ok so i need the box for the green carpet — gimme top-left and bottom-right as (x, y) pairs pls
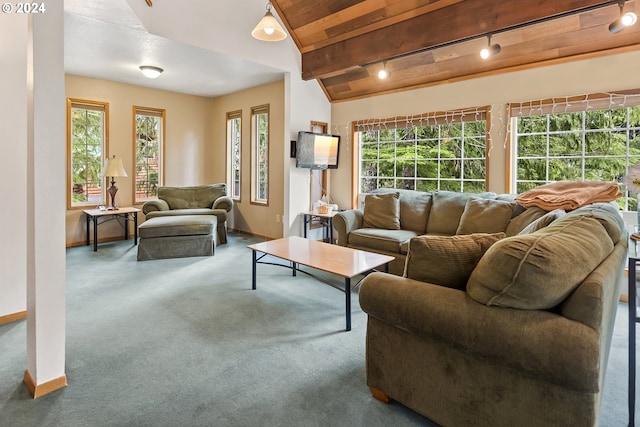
(0, 232), (633, 426)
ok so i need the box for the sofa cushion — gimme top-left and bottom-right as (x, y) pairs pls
(504, 206), (548, 236)
(399, 191), (432, 233)
(363, 192), (401, 230)
(456, 198), (515, 235)
(145, 208), (216, 219)
(426, 191), (478, 235)
(372, 189), (433, 233)
(562, 202), (625, 244)
(467, 215), (614, 309)
(349, 228), (418, 254)
(403, 233), (505, 290)
(138, 215), (217, 239)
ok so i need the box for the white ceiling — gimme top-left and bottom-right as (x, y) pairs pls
(64, 0), (295, 97)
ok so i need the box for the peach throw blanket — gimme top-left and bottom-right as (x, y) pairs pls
(515, 181), (622, 211)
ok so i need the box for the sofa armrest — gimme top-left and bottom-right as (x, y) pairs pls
(213, 196), (234, 212)
(333, 209), (363, 246)
(142, 199), (170, 215)
(359, 272), (599, 392)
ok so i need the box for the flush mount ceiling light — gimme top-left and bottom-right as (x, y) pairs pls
(139, 66), (163, 79)
(251, 2), (287, 42)
(377, 62), (389, 80)
(480, 35), (501, 59)
(609, 0), (637, 33)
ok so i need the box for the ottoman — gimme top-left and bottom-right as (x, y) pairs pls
(137, 215), (217, 261)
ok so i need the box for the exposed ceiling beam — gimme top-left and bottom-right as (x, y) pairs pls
(301, 0), (614, 80)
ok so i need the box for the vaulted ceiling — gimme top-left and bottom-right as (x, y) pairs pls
(271, 0), (640, 102)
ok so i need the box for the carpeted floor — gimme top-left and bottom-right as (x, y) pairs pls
(0, 232), (635, 426)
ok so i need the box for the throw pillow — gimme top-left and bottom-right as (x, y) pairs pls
(403, 233), (505, 290)
(504, 206), (548, 236)
(456, 197), (515, 235)
(517, 209), (566, 235)
(467, 215), (614, 310)
(362, 192), (401, 230)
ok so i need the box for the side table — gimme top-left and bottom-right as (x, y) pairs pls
(83, 207), (141, 252)
(302, 211), (337, 244)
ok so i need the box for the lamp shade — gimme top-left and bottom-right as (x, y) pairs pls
(251, 8), (287, 41)
(101, 156), (128, 178)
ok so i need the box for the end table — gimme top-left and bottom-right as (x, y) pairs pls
(83, 207), (141, 251)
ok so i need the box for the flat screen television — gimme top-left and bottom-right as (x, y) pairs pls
(295, 131), (340, 170)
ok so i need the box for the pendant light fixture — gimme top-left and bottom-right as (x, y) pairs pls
(609, 0), (637, 33)
(480, 35), (501, 59)
(251, 2), (287, 42)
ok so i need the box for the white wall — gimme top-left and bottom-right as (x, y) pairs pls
(331, 50), (640, 209)
(283, 74), (331, 237)
(0, 11), (28, 318)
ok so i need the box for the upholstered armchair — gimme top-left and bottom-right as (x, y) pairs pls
(142, 184), (234, 244)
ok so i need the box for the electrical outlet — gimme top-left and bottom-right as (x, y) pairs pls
(276, 214), (281, 223)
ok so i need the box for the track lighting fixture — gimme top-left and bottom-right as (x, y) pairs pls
(609, 0), (637, 33)
(480, 35), (501, 59)
(377, 62), (389, 80)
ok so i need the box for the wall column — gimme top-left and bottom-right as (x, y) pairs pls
(24, 3), (67, 397)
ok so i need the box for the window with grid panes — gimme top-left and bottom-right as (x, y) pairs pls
(68, 99), (109, 208)
(511, 92), (640, 210)
(355, 109), (488, 195)
(251, 105), (269, 204)
(134, 107), (164, 203)
(226, 110), (242, 200)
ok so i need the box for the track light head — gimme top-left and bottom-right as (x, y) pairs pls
(609, 1), (638, 33)
(480, 35), (501, 59)
(377, 62), (389, 79)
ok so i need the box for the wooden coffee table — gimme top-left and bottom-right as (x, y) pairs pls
(248, 236), (394, 331)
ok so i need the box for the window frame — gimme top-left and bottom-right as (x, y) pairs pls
(132, 106), (165, 204)
(226, 110), (242, 201)
(250, 104), (270, 206)
(67, 98), (109, 210)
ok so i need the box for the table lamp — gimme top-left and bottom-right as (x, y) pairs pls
(101, 155), (128, 210)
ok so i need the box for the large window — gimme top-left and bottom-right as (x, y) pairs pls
(134, 107), (165, 203)
(511, 93), (640, 210)
(251, 105), (269, 204)
(67, 99), (109, 208)
(355, 109), (488, 194)
(226, 110), (242, 200)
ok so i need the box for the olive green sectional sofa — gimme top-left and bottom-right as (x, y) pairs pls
(335, 188), (626, 426)
(334, 188), (557, 275)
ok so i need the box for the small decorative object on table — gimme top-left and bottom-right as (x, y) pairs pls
(317, 204), (333, 214)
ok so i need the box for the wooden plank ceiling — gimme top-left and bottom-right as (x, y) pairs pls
(271, 0), (640, 102)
